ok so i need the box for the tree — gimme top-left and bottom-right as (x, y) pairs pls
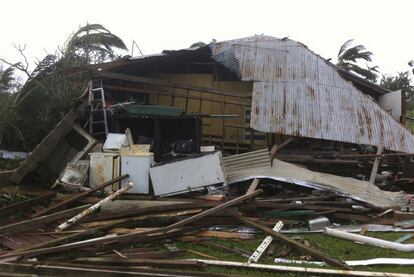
(0, 66), (14, 94)
(337, 39), (379, 82)
(0, 65), (25, 150)
(0, 66), (21, 94)
(190, 41), (207, 48)
(380, 71), (413, 93)
(65, 23), (128, 64)
(0, 23), (127, 149)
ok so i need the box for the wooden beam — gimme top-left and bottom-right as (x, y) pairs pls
(246, 179), (260, 194)
(236, 216), (351, 269)
(0, 191), (56, 217)
(32, 174), (129, 218)
(0, 261), (229, 277)
(164, 190), (262, 231)
(1, 228), (185, 260)
(25, 261), (231, 277)
(0, 218), (137, 259)
(0, 204), (90, 234)
(80, 202), (219, 223)
(75, 257), (201, 267)
(56, 182), (133, 231)
(97, 71), (251, 99)
(1, 191), (261, 259)
(369, 145), (384, 184)
(104, 84), (249, 107)
(270, 137), (294, 166)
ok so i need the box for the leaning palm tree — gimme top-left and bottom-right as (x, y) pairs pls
(65, 23), (128, 64)
(337, 39), (378, 82)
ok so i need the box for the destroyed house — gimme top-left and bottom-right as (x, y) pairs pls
(88, 35), (413, 156)
(10, 35), (414, 185)
(5, 36), (414, 275)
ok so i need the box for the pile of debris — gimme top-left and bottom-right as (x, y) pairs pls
(0, 136), (414, 276)
(1, 35), (414, 276)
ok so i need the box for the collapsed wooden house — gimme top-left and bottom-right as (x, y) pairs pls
(10, 35), (414, 185)
(88, 35), (412, 151)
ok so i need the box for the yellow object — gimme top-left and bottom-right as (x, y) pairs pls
(120, 144), (151, 156)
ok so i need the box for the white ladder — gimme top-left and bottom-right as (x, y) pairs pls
(88, 80), (109, 137)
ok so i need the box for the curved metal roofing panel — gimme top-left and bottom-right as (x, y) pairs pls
(211, 36), (414, 153)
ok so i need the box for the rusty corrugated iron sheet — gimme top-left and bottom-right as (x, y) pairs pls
(210, 35), (414, 153)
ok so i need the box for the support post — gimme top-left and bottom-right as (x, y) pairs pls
(369, 144), (383, 184)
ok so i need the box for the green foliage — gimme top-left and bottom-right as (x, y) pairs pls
(12, 54), (86, 148)
(337, 39), (379, 82)
(0, 188), (28, 207)
(0, 157), (23, 171)
(380, 71), (413, 94)
(0, 23), (127, 150)
(66, 23), (127, 64)
(0, 66), (17, 94)
(0, 67), (25, 150)
(407, 110), (414, 132)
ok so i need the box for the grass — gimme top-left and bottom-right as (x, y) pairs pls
(0, 187), (28, 207)
(134, 232), (414, 276)
(0, 157), (22, 171)
(407, 109), (414, 132)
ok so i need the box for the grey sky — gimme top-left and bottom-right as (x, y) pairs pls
(1, 0), (413, 79)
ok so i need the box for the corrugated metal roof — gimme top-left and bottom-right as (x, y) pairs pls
(223, 149), (271, 179)
(210, 35), (414, 153)
(225, 156), (407, 208)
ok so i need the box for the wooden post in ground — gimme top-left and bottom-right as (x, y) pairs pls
(369, 144), (384, 184)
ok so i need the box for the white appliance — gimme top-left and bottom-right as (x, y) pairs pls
(89, 152), (120, 193)
(121, 152), (154, 194)
(149, 151), (226, 197)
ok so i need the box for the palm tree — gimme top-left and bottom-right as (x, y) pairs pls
(337, 39), (378, 82)
(0, 66), (16, 94)
(65, 23), (128, 64)
(2, 23), (128, 149)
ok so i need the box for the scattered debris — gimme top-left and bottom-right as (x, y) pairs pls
(2, 36), (414, 276)
(248, 221), (283, 263)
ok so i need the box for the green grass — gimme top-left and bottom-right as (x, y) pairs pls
(0, 157), (22, 171)
(136, 232), (414, 276)
(0, 187), (28, 207)
(407, 109), (414, 132)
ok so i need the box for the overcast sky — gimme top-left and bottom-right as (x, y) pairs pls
(1, 0), (413, 79)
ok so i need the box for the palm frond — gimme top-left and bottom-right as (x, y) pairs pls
(368, 65), (379, 73)
(346, 64), (378, 82)
(338, 39), (354, 57)
(72, 23), (111, 37)
(68, 24), (127, 52)
(70, 33), (127, 51)
(339, 46), (371, 62)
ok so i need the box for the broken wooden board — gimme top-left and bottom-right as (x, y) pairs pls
(32, 174), (128, 218)
(237, 216), (350, 269)
(11, 102), (96, 185)
(0, 191), (56, 218)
